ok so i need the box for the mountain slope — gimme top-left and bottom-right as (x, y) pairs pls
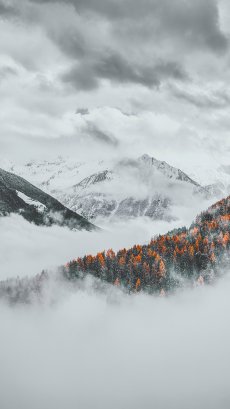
(4, 154), (227, 223)
(63, 195), (230, 294)
(0, 179), (27, 214)
(139, 154), (200, 186)
(57, 154), (223, 222)
(0, 168), (96, 231)
(0, 195), (229, 304)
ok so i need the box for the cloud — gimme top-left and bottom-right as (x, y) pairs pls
(1, 270), (230, 409)
(62, 62), (99, 90)
(0, 65), (17, 80)
(83, 121), (119, 146)
(172, 85), (230, 109)
(75, 107), (89, 116)
(95, 55), (188, 87)
(0, 3), (229, 406)
(2, 0), (226, 91)
(0, 0), (229, 188)
(0, 0), (17, 17)
(61, 53), (188, 91)
(0, 212), (196, 280)
(28, 0), (228, 54)
(0, 198), (230, 409)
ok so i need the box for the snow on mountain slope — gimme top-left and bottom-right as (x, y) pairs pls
(0, 167), (96, 231)
(5, 157), (109, 196)
(3, 154), (227, 225)
(139, 154), (200, 186)
(17, 191), (47, 213)
(181, 161), (230, 193)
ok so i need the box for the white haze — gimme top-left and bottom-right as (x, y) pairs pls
(1, 272), (230, 409)
(1, 1), (230, 407)
(0, 159), (228, 409)
(1, 152), (219, 231)
(0, 189), (214, 282)
(1, 209), (230, 409)
(0, 214), (188, 280)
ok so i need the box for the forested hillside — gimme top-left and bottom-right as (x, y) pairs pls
(0, 195), (229, 304)
(64, 196), (230, 294)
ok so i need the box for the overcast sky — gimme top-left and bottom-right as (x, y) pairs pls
(1, 5), (230, 408)
(0, 0), (230, 173)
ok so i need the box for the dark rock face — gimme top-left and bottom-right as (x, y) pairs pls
(0, 168), (96, 231)
(0, 179), (26, 214)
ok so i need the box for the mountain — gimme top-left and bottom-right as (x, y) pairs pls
(0, 168), (96, 231)
(54, 154), (225, 221)
(139, 154), (200, 186)
(4, 154), (226, 224)
(64, 194), (230, 294)
(0, 194), (229, 303)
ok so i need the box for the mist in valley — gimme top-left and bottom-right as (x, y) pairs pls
(1, 0), (230, 407)
(0, 211), (230, 409)
(1, 268), (230, 409)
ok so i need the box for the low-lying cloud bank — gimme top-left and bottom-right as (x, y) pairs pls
(1, 211), (230, 409)
(1, 272), (230, 409)
(0, 214), (189, 280)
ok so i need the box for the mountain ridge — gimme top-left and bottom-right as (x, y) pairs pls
(0, 194), (229, 303)
(2, 154), (227, 223)
(63, 194), (230, 294)
(0, 167), (96, 231)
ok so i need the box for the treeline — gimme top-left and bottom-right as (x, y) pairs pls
(0, 271), (49, 304)
(0, 196), (229, 304)
(64, 196), (230, 294)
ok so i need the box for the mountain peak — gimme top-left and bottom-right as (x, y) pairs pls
(138, 154), (200, 187)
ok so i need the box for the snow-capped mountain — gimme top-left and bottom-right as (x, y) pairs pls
(1, 193), (230, 304)
(139, 154), (199, 186)
(3, 154), (228, 224)
(138, 155), (226, 197)
(0, 167), (96, 231)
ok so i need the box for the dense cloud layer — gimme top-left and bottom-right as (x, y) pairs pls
(0, 2), (230, 408)
(0, 0), (230, 171)
(28, 0), (228, 53)
(1, 182), (230, 409)
(0, 213), (187, 279)
(1, 272), (230, 409)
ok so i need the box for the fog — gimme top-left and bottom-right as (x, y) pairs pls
(0, 189), (213, 281)
(1, 1), (230, 407)
(0, 214), (186, 280)
(0, 212), (230, 409)
(1, 272), (230, 409)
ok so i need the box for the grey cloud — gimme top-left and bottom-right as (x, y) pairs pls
(76, 107), (89, 116)
(116, 158), (140, 169)
(29, 0), (228, 54)
(0, 66), (17, 80)
(115, 108), (137, 117)
(62, 63), (99, 90)
(49, 26), (86, 59)
(153, 61), (188, 81)
(173, 87), (230, 109)
(1, 0), (227, 96)
(220, 165), (230, 175)
(153, 0), (228, 54)
(84, 122), (119, 146)
(94, 54), (160, 87)
(61, 54), (187, 90)
(0, 1), (16, 17)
